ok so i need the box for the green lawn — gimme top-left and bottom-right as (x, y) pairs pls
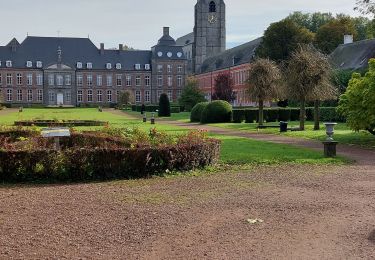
(0, 108), (345, 165)
(125, 110), (190, 122)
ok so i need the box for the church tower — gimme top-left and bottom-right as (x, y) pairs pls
(193, 0), (226, 73)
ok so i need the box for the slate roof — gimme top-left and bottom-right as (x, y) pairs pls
(176, 32), (194, 46)
(330, 38), (375, 71)
(199, 37), (262, 74)
(0, 36), (152, 70)
(151, 32), (186, 61)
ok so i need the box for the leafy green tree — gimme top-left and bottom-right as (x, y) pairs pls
(178, 77), (206, 111)
(286, 12), (334, 33)
(315, 17), (357, 54)
(284, 45), (337, 130)
(212, 73), (236, 102)
(354, 0), (375, 16)
(247, 58), (281, 126)
(158, 93), (171, 117)
(117, 91), (133, 109)
(256, 19), (314, 62)
(338, 59), (375, 135)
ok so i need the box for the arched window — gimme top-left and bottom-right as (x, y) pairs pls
(209, 1), (216, 12)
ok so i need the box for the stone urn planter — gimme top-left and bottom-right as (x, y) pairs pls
(324, 122), (337, 141)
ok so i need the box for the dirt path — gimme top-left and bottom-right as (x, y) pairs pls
(0, 108), (17, 117)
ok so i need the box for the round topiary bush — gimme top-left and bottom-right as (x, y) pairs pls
(200, 100), (232, 124)
(158, 93), (171, 117)
(190, 102), (209, 122)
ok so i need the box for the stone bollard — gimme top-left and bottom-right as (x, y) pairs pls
(151, 112), (155, 125)
(143, 113), (147, 123)
(19, 107), (23, 112)
(323, 141), (338, 157)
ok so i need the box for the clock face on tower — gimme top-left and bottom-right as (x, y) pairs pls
(208, 14), (217, 24)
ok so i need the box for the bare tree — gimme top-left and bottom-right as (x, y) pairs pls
(284, 45), (337, 130)
(247, 58), (281, 126)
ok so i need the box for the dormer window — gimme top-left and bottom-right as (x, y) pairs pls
(26, 61), (32, 68)
(135, 64), (141, 70)
(36, 61), (43, 68)
(87, 62), (93, 69)
(106, 63), (112, 70)
(116, 63), (122, 70)
(145, 64), (150, 70)
(6, 61), (12, 68)
(209, 1), (216, 12)
(76, 62), (83, 69)
(0, 61), (2, 67)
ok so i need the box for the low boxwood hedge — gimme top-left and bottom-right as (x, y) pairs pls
(190, 102), (209, 122)
(0, 130), (221, 183)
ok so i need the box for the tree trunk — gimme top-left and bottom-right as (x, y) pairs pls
(367, 128), (375, 135)
(314, 100), (320, 130)
(300, 100), (306, 131)
(259, 99), (264, 127)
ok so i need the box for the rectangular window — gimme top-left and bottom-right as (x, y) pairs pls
(177, 65), (183, 73)
(157, 65), (163, 73)
(168, 76), (173, 87)
(66, 92), (71, 103)
(116, 75), (122, 86)
(27, 89), (32, 102)
(65, 75), (71, 86)
(106, 75), (112, 86)
(87, 90), (93, 102)
(167, 90), (172, 102)
(17, 89), (22, 101)
(145, 75), (150, 86)
(167, 65), (172, 73)
(97, 75), (102, 86)
(87, 75), (93, 86)
(48, 74), (55, 86)
(77, 90), (83, 102)
(37, 89), (43, 102)
(27, 74), (33, 86)
(177, 76), (183, 87)
(107, 90), (112, 102)
(158, 76), (163, 87)
(76, 75), (83, 86)
(37, 74), (43, 86)
(97, 90), (102, 102)
(56, 75), (63, 86)
(6, 74), (12, 85)
(145, 90), (150, 103)
(135, 76), (141, 86)
(17, 73), (22, 85)
(135, 90), (141, 103)
(0, 74), (2, 85)
(49, 92), (55, 102)
(7, 89), (12, 101)
(157, 90), (162, 100)
(177, 89), (182, 98)
(126, 75), (132, 86)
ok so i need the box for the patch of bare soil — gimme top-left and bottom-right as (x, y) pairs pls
(1, 164), (375, 259)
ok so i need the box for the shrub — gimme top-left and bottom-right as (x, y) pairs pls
(232, 109), (245, 123)
(290, 108), (300, 121)
(200, 100), (232, 124)
(158, 93), (171, 117)
(0, 130), (221, 182)
(279, 108), (291, 121)
(265, 109), (279, 122)
(171, 106), (181, 113)
(320, 107), (345, 122)
(190, 102), (209, 122)
(244, 109), (258, 123)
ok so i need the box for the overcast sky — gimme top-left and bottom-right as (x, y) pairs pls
(0, 0), (359, 49)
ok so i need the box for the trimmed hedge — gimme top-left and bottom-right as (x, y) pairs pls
(0, 131), (221, 182)
(14, 120), (107, 127)
(171, 106), (181, 113)
(190, 102), (209, 122)
(201, 100), (232, 124)
(131, 105), (182, 113)
(232, 107), (345, 123)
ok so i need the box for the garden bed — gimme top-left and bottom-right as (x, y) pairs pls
(14, 120), (108, 127)
(0, 129), (220, 182)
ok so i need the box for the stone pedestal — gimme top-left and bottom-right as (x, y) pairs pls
(323, 141), (338, 158)
(151, 118), (155, 125)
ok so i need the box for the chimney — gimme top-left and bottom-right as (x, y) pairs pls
(119, 44), (123, 51)
(163, 27), (170, 36)
(344, 35), (353, 44)
(100, 43), (104, 55)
